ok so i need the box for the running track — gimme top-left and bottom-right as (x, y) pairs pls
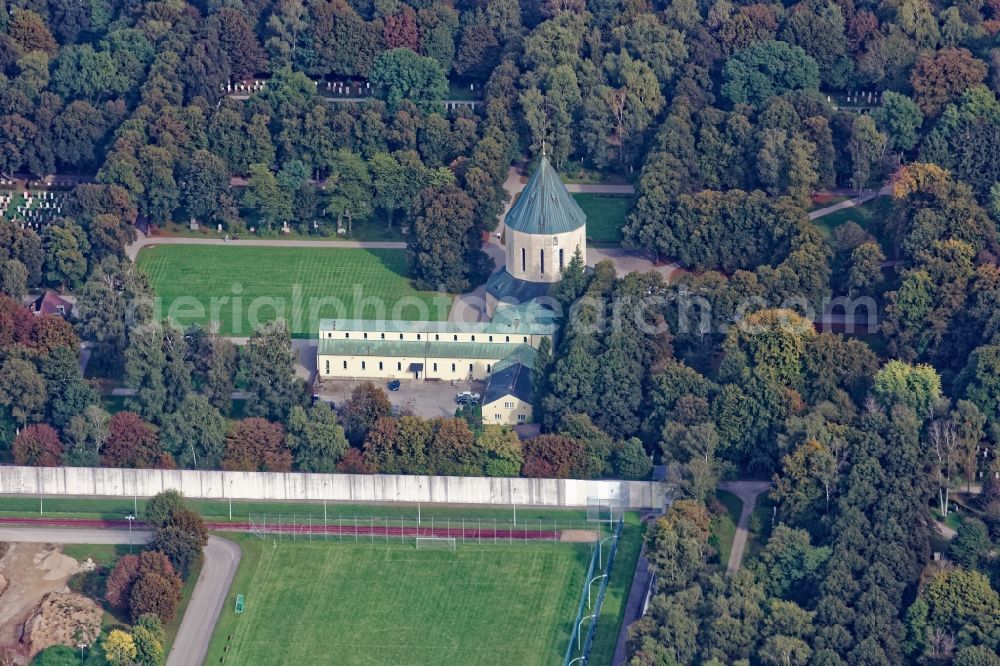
(0, 516), (561, 540)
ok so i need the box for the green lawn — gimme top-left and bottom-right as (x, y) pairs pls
(573, 193), (633, 244)
(811, 195), (892, 241)
(712, 489), (743, 568)
(136, 245), (451, 337)
(205, 536), (612, 665)
(587, 518), (645, 665)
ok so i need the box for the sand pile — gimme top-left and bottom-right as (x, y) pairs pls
(32, 548), (80, 581)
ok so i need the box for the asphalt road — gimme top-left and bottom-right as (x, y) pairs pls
(718, 481), (772, 576)
(0, 526), (240, 666)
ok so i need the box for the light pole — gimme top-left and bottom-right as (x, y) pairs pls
(587, 574), (606, 609)
(417, 481), (423, 526)
(598, 536), (615, 570)
(511, 483), (517, 527)
(125, 514), (135, 554)
(577, 613), (596, 651)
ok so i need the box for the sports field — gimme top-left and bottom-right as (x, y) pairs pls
(136, 245), (451, 336)
(207, 539), (595, 665)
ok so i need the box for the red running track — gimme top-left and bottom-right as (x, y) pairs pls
(0, 516), (561, 540)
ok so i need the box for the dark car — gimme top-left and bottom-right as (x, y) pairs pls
(388, 379), (401, 391)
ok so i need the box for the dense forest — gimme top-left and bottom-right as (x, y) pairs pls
(2, 0), (1000, 662)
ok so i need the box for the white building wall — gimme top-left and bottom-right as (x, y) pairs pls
(506, 226), (586, 283)
(0, 466), (668, 509)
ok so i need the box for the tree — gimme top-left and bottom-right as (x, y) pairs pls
(102, 412), (162, 468)
(41, 218), (89, 290)
(848, 242), (885, 294)
(613, 438), (652, 479)
(323, 150), (372, 235)
(144, 490), (186, 530)
(150, 524), (203, 579)
(223, 418), (291, 472)
(7, 9), (57, 56)
(341, 382), (393, 445)
(911, 48), (988, 117)
(12, 424), (63, 467)
(105, 551), (179, 611)
(182, 150), (230, 225)
(286, 403), (348, 472)
(0, 260), (28, 299)
(873, 92), (923, 152)
(241, 320), (303, 422)
(873, 360), (941, 419)
(369, 152), (409, 229)
(848, 115), (886, 195)
(408, 184), (491, 292)
(0, 357), (47, 426)
(953, 400), (985, 492)
(922, 569), (1000, 650)
(63, 405), (110, 467)
(522, 434), (586, 478)
(721, 40), (820, 107)
(129, 572), (181, 623)
(213, 7), (267, 80)
(370, 48), (448, 113)
(426, 417), (478, 475)
(949, 517), (991, 569)
(132, 615), (165, 666)
(242, 163), (292, 230)
(102, 630), (137, 666)
(476, 426), (523, 477)
(159, 395), (227, 469)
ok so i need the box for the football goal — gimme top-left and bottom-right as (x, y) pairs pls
(415, 537), (457, 550)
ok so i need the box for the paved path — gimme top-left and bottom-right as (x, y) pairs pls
(808, 185), (891, 220)
(718, 481), (772, 576)
(0, 526), (241, 666)
(125, 231), (407, 261)
(611, 538), (652, 665)
(933, 520), (957, 541)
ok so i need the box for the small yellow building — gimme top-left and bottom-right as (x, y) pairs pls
(482, 347), (536, 425)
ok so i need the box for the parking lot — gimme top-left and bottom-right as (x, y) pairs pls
(315, 377), (487, 419)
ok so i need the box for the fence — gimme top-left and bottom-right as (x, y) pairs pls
(0, 465), (667, 508)
(564, 516), (624, 665)
(245, 512), (602, 546)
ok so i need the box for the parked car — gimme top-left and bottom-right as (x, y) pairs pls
(388, 379), (401, 391)
(456, 391), (481, 404)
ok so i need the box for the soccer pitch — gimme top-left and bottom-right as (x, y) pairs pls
(136, 245), (451, 337)
(207, 538), (606, 665)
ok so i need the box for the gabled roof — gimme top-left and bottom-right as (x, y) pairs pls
(504, 157), (586, 235)
(31, 291), (72, 317)
(483, 359), (534, 406)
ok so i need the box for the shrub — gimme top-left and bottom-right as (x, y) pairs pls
(150, 525), (202, 579)
(105, 551), (180, 613)
(30, 645), (81, 665)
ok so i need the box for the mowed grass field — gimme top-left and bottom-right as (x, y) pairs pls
(573, 193), (633, 244)
(207, 539), (595, 665)
(136, 245), (451, 337)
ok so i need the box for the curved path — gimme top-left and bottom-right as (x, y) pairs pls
(0, 526), (240, 666)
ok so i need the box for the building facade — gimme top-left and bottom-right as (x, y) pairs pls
(315, 157), (586, 426)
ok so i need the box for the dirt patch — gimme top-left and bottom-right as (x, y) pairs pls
(0, 543), (91, 664)
(560, 529), (599, 543)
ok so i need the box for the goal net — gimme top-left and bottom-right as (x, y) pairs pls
(415, 537), (457, 550)
(587, 497), (624, 523)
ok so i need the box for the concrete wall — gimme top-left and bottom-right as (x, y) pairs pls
(0, 466), (667, 509)
(506, 226), (586, 283)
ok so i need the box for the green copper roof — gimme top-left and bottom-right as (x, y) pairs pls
(504, 157), (586, 235)
(317, 338), (534, 360)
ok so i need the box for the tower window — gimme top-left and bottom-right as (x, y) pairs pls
(451, 363), (456, 372)
(342, 360), (347, 369)
(378, 361), (383, 370)
(521, 248), (526, 272)
(361, 361), (366, 370)
(540, 249), (545, 274)
(397, 362), (401, 371)
(433, 362), (438, 371)
(553, 236), (558, 245)
(559, 248), (564, 271)
(363, 332), (368, 339)
(325, 360), (330, 374)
